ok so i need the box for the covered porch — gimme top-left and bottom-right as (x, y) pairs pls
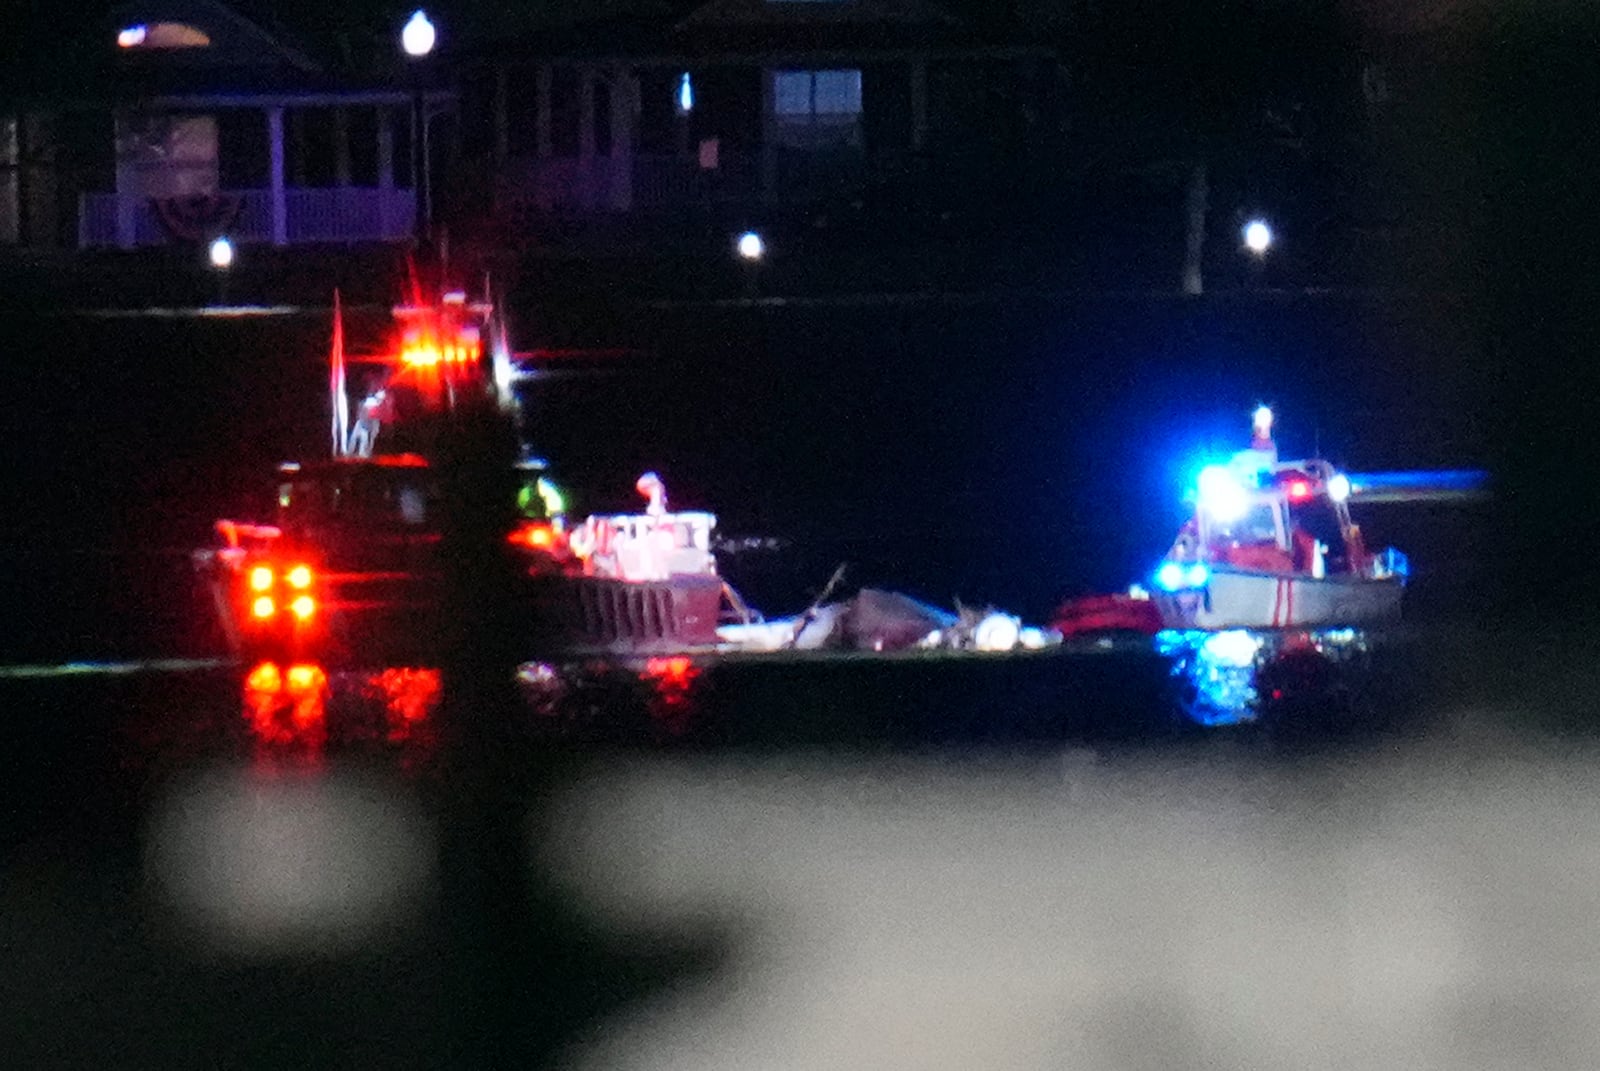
(78, 89), (451, 248)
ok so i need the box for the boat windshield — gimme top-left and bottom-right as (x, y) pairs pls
(1291, 499), (1349, 568)
(278, 469), (441, 532)
(1212, 502), (1281, 546)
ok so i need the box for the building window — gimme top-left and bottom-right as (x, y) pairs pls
(505, 64), (540, 156)
(594, 81), (612, 157)
(637, 70), (679, 154)
(773, 69), (862, 120)
(0, 116), (18, 245)
(217, 109), (267, 188)
(550, 68), (580, 157)
(772, 69), (862, 150)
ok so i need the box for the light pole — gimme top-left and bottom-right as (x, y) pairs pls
(209, 235), (234, 305)
(401, 10), (436, 246)
(1241, 218), (1272, 289)
(736, 230), (764, 298)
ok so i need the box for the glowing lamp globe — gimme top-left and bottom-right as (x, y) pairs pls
(401, 10), (436, 57)
(208, 236), (234, 269)
(736, 231), (765, 261)
(1243, 219), (1272, 255)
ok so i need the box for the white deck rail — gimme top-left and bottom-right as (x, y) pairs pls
(78, 187), (417, 248)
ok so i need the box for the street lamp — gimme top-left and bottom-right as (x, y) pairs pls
(1243, 219), (1272, 256)
(401, 10), (436, 245)
(209, 235), (234, 305)
(401, 9), (435, 56)
(735, 231), (764, 298)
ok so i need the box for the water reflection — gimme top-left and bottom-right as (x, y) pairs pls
(242, 633), (1372, 753)
(359, 667), (443, 746)
(243, 661), (328, 752)
(517, 656), (710, 741)
(1156, 628), (1374, 727)
(640, 656), (703, 736)
(242, 662), (443, 756)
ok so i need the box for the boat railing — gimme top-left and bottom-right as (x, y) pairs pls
(1370, 547), (1410, 581)
(578, 511), (719, 582)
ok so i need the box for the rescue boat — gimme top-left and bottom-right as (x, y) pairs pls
(194, 275), (748, 665)
(521, 471), (741, 656)
(1148, 407), (1409, 631)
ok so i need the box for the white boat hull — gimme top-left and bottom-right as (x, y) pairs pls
(1153, 568), (1404, 631)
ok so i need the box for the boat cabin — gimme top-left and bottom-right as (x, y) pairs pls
(1183, 456), (1365, 579)
(272, 455), (565, 537)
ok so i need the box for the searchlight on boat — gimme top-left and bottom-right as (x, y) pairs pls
(1156, 561), (1209, 592)
(1197, 464), (1249, 522)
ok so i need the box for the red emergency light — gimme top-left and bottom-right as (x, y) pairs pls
(242, 562), (317, 621)
(508, 521), (558, 550)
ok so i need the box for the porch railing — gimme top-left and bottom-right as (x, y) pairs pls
(78, 187), (417, 249)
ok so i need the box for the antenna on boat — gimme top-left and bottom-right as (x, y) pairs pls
(330, 288), (350, 458)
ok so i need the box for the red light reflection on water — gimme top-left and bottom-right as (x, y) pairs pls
(641, 656), (702, 736)
(243, 661), (328, 752)
(242, 663), (443, 756)
(360, 667), (443, 744)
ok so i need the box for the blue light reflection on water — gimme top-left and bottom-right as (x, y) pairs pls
(233, 630), (1375, 751)
(1156, 629), (1263, 726)
(1156, 627), (1373, 727)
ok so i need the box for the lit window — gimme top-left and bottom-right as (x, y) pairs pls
(773, 69), (861, 119)
(813, 70), (861, 114)
(773, 72), (811, 116)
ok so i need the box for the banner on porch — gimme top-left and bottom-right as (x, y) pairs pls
(150, 192), (243, 243)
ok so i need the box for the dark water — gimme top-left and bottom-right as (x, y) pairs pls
(2, 618), (1589, 1067)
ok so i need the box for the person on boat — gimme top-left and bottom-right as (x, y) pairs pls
(1171, 518), (1201, 559)
(1291, 523), (1319, 573)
